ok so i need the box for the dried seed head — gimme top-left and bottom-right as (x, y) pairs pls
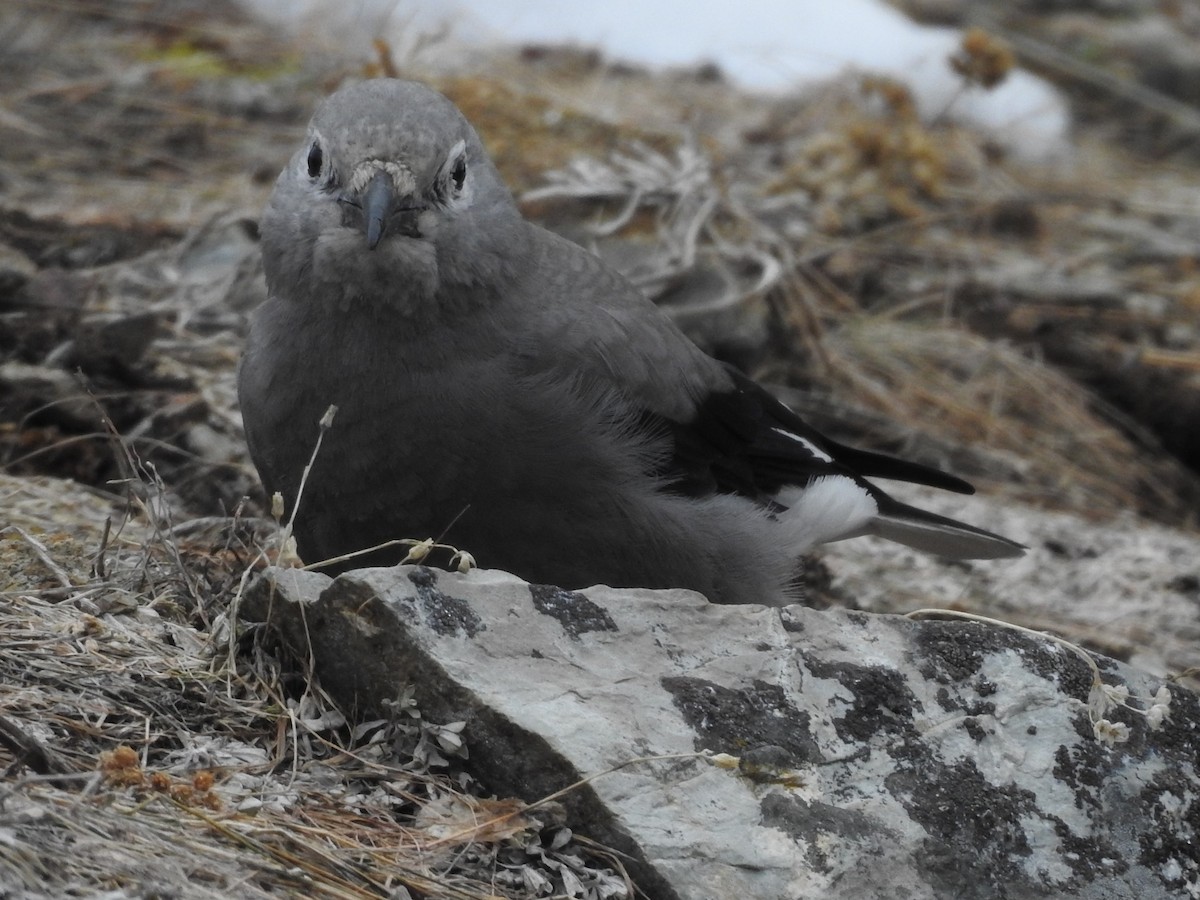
(950, 28), (1015, 90)
(404, 538), (435, 564)
(1093, 719), (1130, 746)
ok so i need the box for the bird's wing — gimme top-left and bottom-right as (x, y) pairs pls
(514, 228), (1025, 559)
(516, 227), (732, 422)
(664, 363), (976, 502)
(518, 227), (970, 500)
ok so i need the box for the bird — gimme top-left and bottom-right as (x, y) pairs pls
(238, 78), (1024, 606)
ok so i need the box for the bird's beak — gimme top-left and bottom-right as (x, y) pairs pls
(363, 170), (394, 251)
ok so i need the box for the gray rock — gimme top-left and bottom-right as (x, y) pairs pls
(245, 564), (1199, 900)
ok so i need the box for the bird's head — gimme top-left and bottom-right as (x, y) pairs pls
(262, 79), (523, 312)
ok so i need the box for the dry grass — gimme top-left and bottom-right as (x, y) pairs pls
(818, 318), (1197, 520)
(0, 465), (636, 899)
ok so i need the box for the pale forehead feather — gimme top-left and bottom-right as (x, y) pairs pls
(309, 79), (479, 175)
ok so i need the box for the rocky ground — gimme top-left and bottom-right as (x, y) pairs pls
(1, 1), (1199, 897)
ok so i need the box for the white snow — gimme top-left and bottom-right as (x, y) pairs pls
(242, 0), (1071, 161)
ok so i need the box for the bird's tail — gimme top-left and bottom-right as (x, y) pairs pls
(868, 494), (1026, 560)
(776, 475), (1026, 560)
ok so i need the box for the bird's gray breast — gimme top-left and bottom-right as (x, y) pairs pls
(242, 296), (650, 540)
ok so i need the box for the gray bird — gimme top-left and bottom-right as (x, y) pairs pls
(239, 78), (1023, 605)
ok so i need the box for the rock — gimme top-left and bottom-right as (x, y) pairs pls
(820, 485), (1200, 680)
(245, 564), (1199, 900)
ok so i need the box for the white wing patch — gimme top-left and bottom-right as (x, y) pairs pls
(775, 476), (878, 549)
(771, 427), (833, 463)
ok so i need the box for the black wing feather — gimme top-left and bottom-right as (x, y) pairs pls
(656, 363), (975, 502)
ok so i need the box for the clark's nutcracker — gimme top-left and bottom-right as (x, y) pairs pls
(239, 79), (1024, 605)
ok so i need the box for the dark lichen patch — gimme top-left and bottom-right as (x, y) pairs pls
(404, 567), (484, 637)
(1053, 822), (1130, 883)
(963, 717), (987, 742)
(661, 676), (821, 765)
(887, 758), (1041, 898)
(975, 677), (998, 697)
(934, 684), (996, 717)
(407, 567), (438, 588)
(760, 792), (887, 872)
(968, 699), (996, 717)
(1148, 682), (1200, 759)
(1008, 638), (1094, 699)
(915, 624), (988, 682)
(1137, 767), (1200, 894)
(1053, 741), (1105, 811)
(1069, 710), (1097, 743)
(912, 620), (1094, 704)
(806, 657), (920, 746)
(935, 686), (954, 712)
(528, 584), (617, 639)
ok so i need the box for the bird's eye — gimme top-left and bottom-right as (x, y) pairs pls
(306, 142), (323, 180)
(436, 140), (469, 203)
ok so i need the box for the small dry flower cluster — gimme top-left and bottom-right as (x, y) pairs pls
(1088, 681), (1174, 746)
(98, 744), (222, 810)
(950, 28), (1016, 90)
(401, 536), (477, 574)
(772, 79), (945, 232)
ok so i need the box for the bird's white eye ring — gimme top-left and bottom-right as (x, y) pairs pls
(437, 139), (468, 201)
